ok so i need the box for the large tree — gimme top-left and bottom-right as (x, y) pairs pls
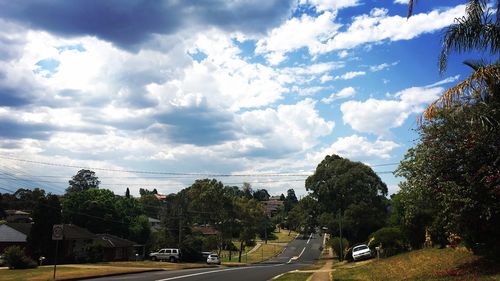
(396, 101), (500, 256)
(66, 169), (100, 193)
(306, 155), (388, 243)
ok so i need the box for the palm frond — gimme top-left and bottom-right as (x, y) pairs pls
(407, 0), (415, 19)
(423, 64), (500, 121)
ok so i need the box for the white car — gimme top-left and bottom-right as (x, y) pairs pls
(149, 248), (180, 262)
(206, 253), (221, 265)
(352, 244), (372, 261)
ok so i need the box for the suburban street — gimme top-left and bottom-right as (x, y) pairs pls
(84, 233), (323, 281)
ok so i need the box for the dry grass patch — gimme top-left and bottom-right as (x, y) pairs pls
(271, 230), (299, 243)
(332, 248), (500, 281)
(0, 266), (151, 281)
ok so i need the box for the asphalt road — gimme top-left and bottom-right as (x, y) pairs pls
(85, 233), (324, 281)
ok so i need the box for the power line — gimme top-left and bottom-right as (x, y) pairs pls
(0, 155), (311, 177)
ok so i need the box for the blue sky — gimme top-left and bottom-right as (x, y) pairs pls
(0, 0), (477, 197)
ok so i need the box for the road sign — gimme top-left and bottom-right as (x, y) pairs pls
(52, 224), (63, 240)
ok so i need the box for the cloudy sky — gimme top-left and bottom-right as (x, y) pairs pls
(0, 0), (476, 197)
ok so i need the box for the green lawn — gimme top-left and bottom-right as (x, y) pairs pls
(270, 230), (299, 243)
(332, 248), (500, 281)
(221, 242), (284, 263)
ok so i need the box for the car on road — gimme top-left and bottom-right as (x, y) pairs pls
(149, 248), (180, 262)
(206, 253), (221, 265)
(352, 244), (372, 261)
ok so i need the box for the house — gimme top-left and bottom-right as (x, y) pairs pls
(191, 225), (219, 236)
(148, 217), (161, 232)
(95, 234), (136, 261)
(262, 199), (284, 216)
(5, 210), (32, 223)
(154, 193), (167, 201)
(60, 224), (96, 263)
(0, 223), (32, 253)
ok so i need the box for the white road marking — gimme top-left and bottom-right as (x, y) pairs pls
(155, 264), (284, 281)
(306, 233), (313, 244)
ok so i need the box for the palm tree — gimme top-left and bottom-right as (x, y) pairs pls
(408, 0), (500, 121)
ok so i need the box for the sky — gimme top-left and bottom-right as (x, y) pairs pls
(0, 0), (478, 197)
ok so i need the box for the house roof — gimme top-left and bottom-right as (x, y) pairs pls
(95, 234), (136, 248)
(0, 223), (31, 242)
(5, 210), (30, 215)
(154, 194), (167, 200)
(62, 224), (96, 240)
(148, 217), (161, 223)
(191, 225), (219, 235)
(6, 223), (32, 236)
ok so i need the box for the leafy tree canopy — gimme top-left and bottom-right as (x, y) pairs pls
(66, 169), (100, 193)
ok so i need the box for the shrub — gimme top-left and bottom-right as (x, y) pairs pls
(328, 236), (349, 261)
(3, 246), (37, 269)
(368, 227), (405, 257)
(85, 241), (104, 263)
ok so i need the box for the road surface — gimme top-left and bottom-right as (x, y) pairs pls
(85, 233), (323, 281)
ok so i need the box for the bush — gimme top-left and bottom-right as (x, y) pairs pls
(3, 246), (37, 269)
(85, 241), (104, 263)
(328, 236), (349, 261)
(368, 227), (405, 257)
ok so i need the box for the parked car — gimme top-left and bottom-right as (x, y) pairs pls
(352, 244), (372, 261)
(206, 253), (221, 265)
(149, 248), (180, 262)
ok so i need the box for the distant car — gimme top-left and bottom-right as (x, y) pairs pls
(206, 253), (221, 265)
(352, 244), (372, 261)
(149, 248), (180, 262)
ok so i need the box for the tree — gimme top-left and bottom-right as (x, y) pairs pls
(125, 188), (131, 198)
(233, 197), (265, 262)
(287, 195), (318, 236)
(27, 194), (62, 262)
(253, 189), (270, 201)
(66, 169), (100, 193)
(62, 188), (126, 236)
(284, 188), (298, 214)
(395, 102), (500, 256)
(306, 155), (388, 243)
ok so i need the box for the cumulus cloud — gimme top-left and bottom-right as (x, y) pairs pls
(341, 86), (443, 135)
(237, 99), (334, 157)
(0, 0), (295, 50)
(307, 134), (400, 165)
(321, 87), (356, 104)
(255, 11), (341, 65)
(256, 4), (465, 63)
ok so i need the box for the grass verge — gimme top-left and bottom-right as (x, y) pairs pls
(0, 261), (220, 281)
(272, 272), (312, 281)
(332, 247), (500, 281)
(221, 243), (284, 263)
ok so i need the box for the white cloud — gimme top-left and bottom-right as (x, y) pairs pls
(338, 50), (349, 58)
(256, 4), (465, 62)
(307, 134), (400, 164)
(321, 87), (356, 104)
(341, 86), (443, 135)
(393, 0), (408, 4)
(335, 71), (366, 80)
(370, 61), (399, 72)
(425, 75), (460, 88)
(324, 5), (465, 51)
(238, 99), (335, 155)
(299, 0), (360, 12)
(255, 11), (340, 64)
